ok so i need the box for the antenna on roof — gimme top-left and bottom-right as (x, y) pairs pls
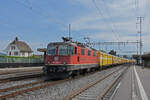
(62, 24), (72, 42)
(62, 37), (72, 42)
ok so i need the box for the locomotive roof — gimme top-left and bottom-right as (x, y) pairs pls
(48, 42), (97, 51)
(47, 42), (131, 60)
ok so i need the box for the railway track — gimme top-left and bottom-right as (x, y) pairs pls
(0, 71), (100, 100)
(0, 69), (41, 75)
(0, 67), (42, 75)
(0, 66), (120, 100)
(63, 66), (128, 100)
(0, 71), (43, 83)
(0, 78), (70, 100)
(0, 66), (125, 100)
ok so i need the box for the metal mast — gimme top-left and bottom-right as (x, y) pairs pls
(69, 24), (71, 39)
(137, 16), (144, 64)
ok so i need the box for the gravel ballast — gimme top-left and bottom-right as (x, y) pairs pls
(7, 66), (122, 100)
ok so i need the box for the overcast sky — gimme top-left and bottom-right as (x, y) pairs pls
(0, 0), (149, 55)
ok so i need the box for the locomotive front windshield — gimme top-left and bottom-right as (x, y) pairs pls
(47, 44), (73, 55)
(47, 45), (56, 55)
(58, 45), (73, 55)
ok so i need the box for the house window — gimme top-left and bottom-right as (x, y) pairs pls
(28, 52), (30, 56)
(9, 52), (11, 56)
(14, 52), (18, 56)
(88, 50), (91, 56)
(81, 49), (85, 55)
(11, 46), (15, 50)
(22, 52), (25, 56)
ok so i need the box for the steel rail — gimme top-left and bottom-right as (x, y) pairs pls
(0, 79), (70, 100)
(0, 68), (100, 99)
(63, 67), (123, 100)
(0, 72), (43, 83)
(97, 67), (128, 100)
(0, 80), (44, 93)
(0, 69), (42, 75)
(0, 66), (123, 100)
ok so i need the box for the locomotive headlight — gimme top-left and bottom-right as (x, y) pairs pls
(48, 61), (50, 64)
(63, 62), (66, 65)
(54, 57), (59, 61)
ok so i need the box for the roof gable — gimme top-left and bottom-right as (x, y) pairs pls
(8, 37), (33, 52)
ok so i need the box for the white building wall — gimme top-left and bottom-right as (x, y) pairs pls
(28, 52), (32, 57)
(20, 52), (32, 57)
(25, 52), (28, 57)
(6, 45), (20, 56)
(6, 44), (33, 57)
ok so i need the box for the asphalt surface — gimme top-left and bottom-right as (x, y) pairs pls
(112, 65), (150, 100)
(135, 66), (150, 100)
(112, 66), (132, 100)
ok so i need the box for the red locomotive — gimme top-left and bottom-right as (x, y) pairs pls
(43, 37), (99, 78)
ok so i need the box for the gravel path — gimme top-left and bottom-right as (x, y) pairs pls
(7, 66), (122, 100)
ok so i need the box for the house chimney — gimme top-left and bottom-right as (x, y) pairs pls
(15, 37), (18, 41)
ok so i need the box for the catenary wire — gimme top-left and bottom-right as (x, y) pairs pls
(14, 0), (68, 29)
(92, 0), (120, 42)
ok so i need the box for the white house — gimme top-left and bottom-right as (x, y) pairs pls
(5, 37), (33, 57)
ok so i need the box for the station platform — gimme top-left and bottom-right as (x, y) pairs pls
(112, 65), (150, 100)
(0, 66), (42, 74)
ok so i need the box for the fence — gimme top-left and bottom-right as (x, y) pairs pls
(0, 56), (44, 63)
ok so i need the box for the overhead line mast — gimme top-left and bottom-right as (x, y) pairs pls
(69, 24), (71, 40)
(83, 37), (139, 54)
(137, 16), (144, 65)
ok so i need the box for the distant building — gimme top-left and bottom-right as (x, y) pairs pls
(0, 52), (6, 56)
(144, 52), (150, 55)
(5, 37), (33, 57)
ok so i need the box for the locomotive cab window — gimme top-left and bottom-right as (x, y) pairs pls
(47, 45), (56, 55)
(88, 50), (91, 56)
(81, 49), (85, 55)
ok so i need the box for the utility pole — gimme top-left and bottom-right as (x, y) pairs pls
(137, 16), (144, 65)
(62, 24), (72, 42)
(69, 24), (71, 39)
(136, 40), (139, 64)
(137, 40), (139, 56)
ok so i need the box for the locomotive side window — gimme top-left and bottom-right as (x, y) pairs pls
(68, 46), (73, 55)
(58, 45), (67, 55)
(93, 52), (95, 56)
(81, 49), (85, 55)
(88, 50), (91, 56)
(47, 45), (56, 55)
(75, 47), (77, 55)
